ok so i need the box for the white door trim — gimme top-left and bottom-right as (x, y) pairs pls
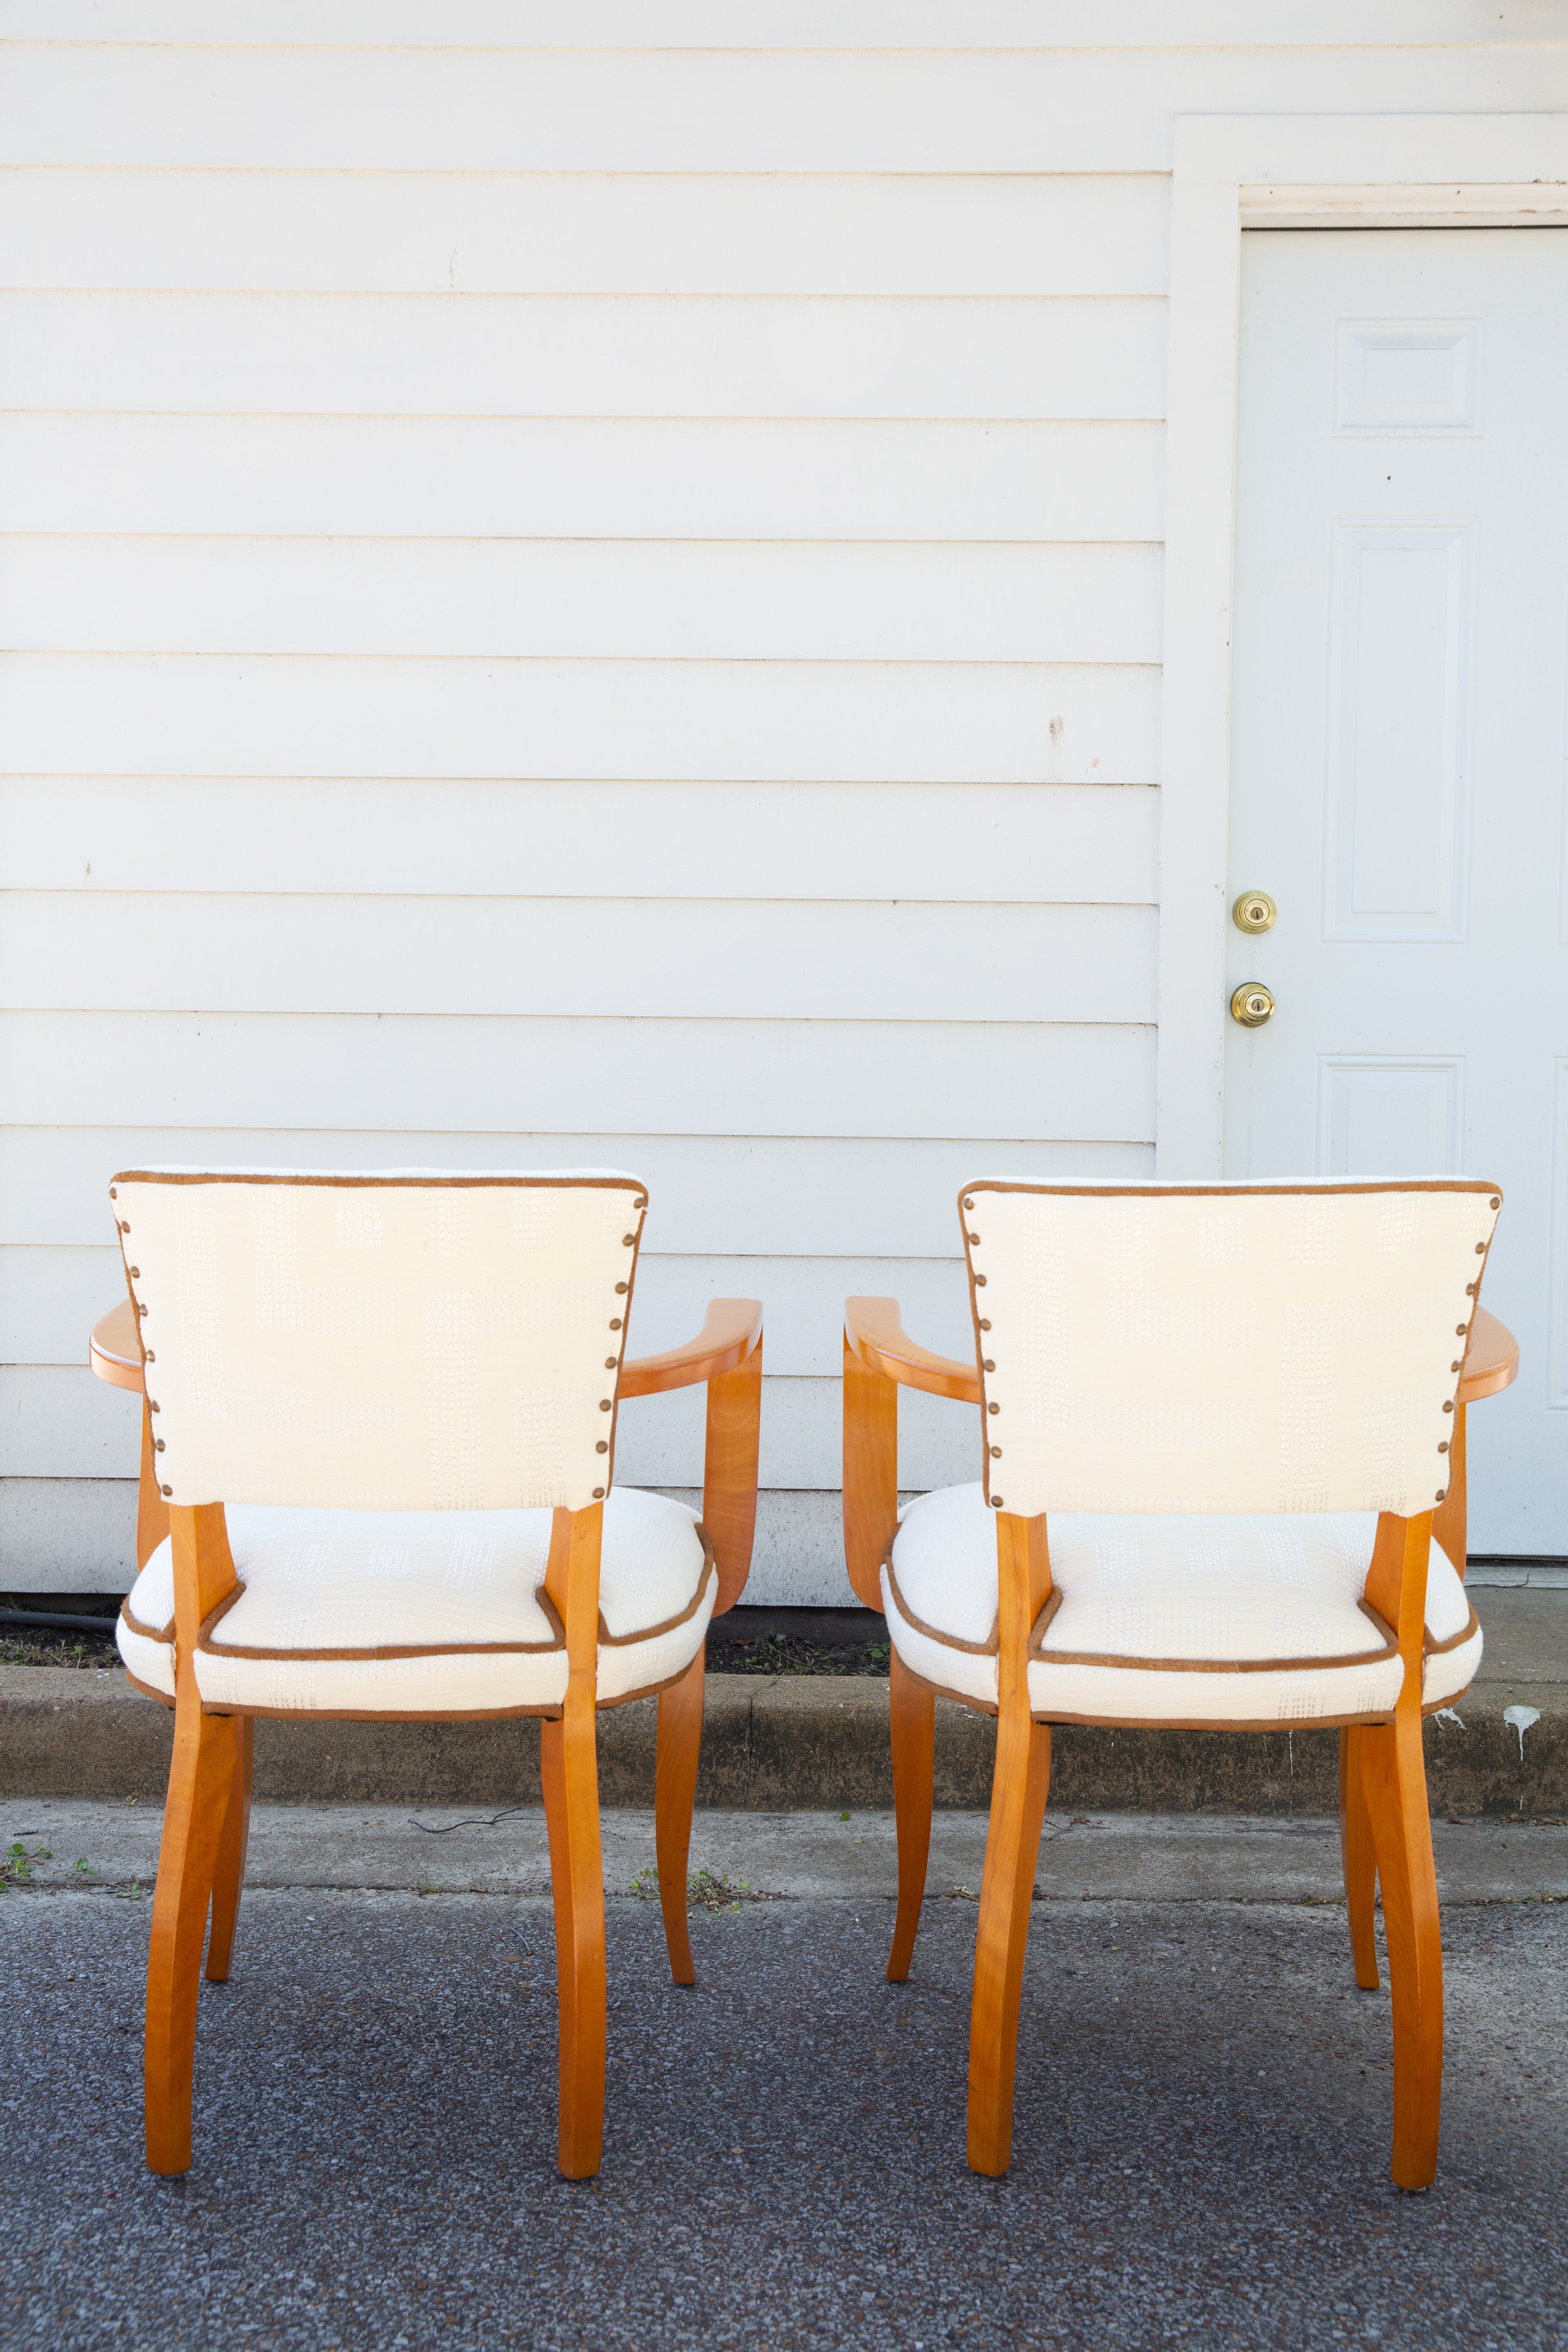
(1156, 113), (1568, 1176)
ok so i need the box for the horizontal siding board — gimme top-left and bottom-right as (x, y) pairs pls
(0, 781), (1160, 904)
(0, 1129), (1152, 1255)
(4, 1244), (978, 1377)
(0, 895), (1158, 1024)
(0, 7), (1534, 49)
(0, 655), (1159, 784)
(2, 1364), (979, 1492)
(0, 418), (1165, 543)
(0, 169), (1171, 298)
(0, 1011), (1156, 1140)
(1, 539), (1164, 665)
(0, 292), (1165, 421)
(0, 46), (1547, 172)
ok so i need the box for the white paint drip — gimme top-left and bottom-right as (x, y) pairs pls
(1503, 1704), (1541, 1762)
(1434, 1708), (1466, 1731)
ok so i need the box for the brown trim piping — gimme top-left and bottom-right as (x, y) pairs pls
(123, 1664), (176, 1710)
(957, 1178), (1503, 1203)
(597, 1536), (717, 1647)
(111, 1172), (649, 1196)
(197, 1573), (565, 1663)
(120, 1595), (174, 1645)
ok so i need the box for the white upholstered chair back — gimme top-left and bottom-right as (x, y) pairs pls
(109, 1170), (648, 1513)
(961, 1180), (1501, 1520)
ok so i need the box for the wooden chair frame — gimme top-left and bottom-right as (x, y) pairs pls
(92, 1292), (764, 2181)
(842, 1294), (1517, 2188)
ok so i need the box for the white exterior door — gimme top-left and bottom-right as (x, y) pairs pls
(1225, 228), (1568, 1554)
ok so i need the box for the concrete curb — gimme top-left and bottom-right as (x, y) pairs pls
(3, 1662), (1562, 1815)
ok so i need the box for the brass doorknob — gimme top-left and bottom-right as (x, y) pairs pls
(1232, 891), (1276, 933)
(1231, 983), (1275, 1028)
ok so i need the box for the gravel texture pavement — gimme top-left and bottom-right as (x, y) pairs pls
(1, 1824), (1564, 2350)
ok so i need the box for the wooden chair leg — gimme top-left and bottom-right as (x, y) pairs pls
(655, 1644), (705, 1987)
(886, 1649), (935, 1983)
(1362, 1710), (1444, 2190)
(144, 1704), (239, 2175)
(1340, 1725), (1380, 1991)
(205, 1716), (253, 1983)
(541, 1701), (607, 2179)
(966, 1710), (1051, 2177)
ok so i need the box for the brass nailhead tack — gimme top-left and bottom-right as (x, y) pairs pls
(990, 1446), (1002, 1459)
(615, 1282), (628, 1295)
(987, 1402), (1000, 1415)
(1466, 1283), (1476, 1296)
(623, 1234), (636, 1247)
(155, 1440), (165, 1453)
(145, 1350), (155, 1363)
(1456, 1323), (1468, 1336)
(1450, 1361), (1461, 1373)
(160, 1483), (172, 1497)
(605, 1357), (617, 1369)
(598, 1399), (612, 1412)
(991, 1496), (1004, 1509)
(593, 1487), (605, 1500)
(978, 1318), (991, 1331)
(108, 1188), (117, 1200)
(1438, 1441), (1449, 1454)
(1435, 1489), (1446, 1502)
(967, 1231), (980, 1244)
(961, 1197), (974, 1210)
(129, 1266), (140, 1278)
(136, 1303), (148, 1317)
(150, 1401), (160, 1413)
(1490, 1196), (1501, 1208)
(595, 1441), (608, 1454)
(1443, 1401), (1454, 1413)
(974, 1274), (987, 1287)
(610, 1318), (623, 1330)
(983, 1359), (996, 1371)
(1475, 1243), (1486, 1255)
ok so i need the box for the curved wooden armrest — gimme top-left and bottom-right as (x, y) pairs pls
(844, 1296), (980, 1404)
(91, 1298), (144, 1392)
(1458, 1306), (1517, 1405)
(619, 1298), (762, 1397)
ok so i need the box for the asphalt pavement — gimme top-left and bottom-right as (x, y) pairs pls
(2, 1809), (1564, 2350)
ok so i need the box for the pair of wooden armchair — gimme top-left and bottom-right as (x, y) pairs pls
(95, 1171), (1511, 2196)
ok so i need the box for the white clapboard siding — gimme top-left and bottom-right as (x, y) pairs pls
(0, 657), (1159, 785)
(2, 896), (1158, 1026)
(0, 1012), (1155, 1140)
(3, 1365), (981, 1494)
(0, 45), (1543, 174)
(0, 292), (1165, 421)
(0, 539), (1164, 666)
(2, 6), (1529, 49)
(0, 418), (1165, 545)
(0, 782), (1159, 904)
(0, 170), (1170, 298)
(0, 1130), (1152, 1258)
(6, 1245), (978, 1377)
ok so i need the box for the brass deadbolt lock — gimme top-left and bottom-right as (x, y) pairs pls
(1231, 982), (1276, 1028)
(1232, 891), (1276, 933)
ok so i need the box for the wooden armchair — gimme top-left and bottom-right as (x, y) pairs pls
(844, 1181), (1517, 2188)
(91, 1171), (761, 2182)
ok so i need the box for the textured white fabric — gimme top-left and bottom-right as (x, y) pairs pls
(883, 1484), (1481, 1724)
(962, 1180), (1500, 1518)
(117, 1488), (710, 1715)
(110, 1172), (648, 1512)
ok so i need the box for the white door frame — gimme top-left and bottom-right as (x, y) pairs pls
(1155, 113), (1568, 1176)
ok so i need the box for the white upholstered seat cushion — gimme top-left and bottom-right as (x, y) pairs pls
(118, 1487), (714, 1717)
(881, 1484), (1481, 1727)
